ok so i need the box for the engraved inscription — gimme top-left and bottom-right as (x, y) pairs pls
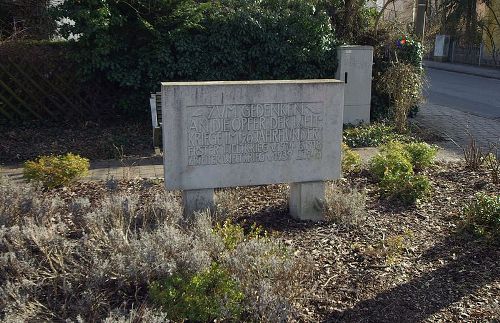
(186, 102), (324, 166)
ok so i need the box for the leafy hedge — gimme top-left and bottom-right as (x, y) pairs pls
(55, 0), (338, 114)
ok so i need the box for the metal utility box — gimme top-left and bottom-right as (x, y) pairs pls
(335, 45), (373, 125)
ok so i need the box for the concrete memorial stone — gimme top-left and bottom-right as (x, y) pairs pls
(162, 80), (344, 220)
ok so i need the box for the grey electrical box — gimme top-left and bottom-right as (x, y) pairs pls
(433, 35), (450, 62)
(335, 45), (373, 125)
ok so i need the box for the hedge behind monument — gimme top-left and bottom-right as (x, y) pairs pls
(54, 0), (338, 114)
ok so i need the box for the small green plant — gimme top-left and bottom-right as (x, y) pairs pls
(23, 153), (89, 188)
(485, 147), (499, 185)
(402, 142), (438, 170)
(149, 263), (244, 322)
(343, 123), (414, 148)
(380, 172), (431, 205)
(383, 229), (414, 265)
(369, 144), (413, 180)
(342, 143), (362, 173)
(369, 141), (433, 205)
(462, 194), (500, 239)
(213, 220), (266, 250)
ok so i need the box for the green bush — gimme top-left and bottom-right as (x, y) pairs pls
(149, 262), (244, 322)
(462, 194), (500, 239)
(369, 144), (413, 180)
(380, 172), (431, 205)
(369, 141), (434, 205)
(371, 141), (437, 177)
(397, 36), (424, 71)
(404, 142), (438, 170)
(23, 153), (89, 188)
(343, 123), (413, 148)
(342, 143), (362, 173)
(55, 0), (337, 113)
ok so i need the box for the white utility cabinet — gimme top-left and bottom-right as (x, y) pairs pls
(335, 45), (374, 125)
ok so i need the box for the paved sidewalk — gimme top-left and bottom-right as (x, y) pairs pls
(0, 156), (165, 183)
(424, 60), (500, 80)
(413, 103), (500, 153)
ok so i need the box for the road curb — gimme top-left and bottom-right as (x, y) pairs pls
(423, 62), (500, 80)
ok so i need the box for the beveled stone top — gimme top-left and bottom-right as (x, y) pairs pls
(161, 79), (343, 86)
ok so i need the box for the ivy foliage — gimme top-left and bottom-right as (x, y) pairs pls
(54, 0), (338, 113)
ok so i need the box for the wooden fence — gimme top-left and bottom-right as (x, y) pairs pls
(0, 41), (130, 125)
(0, 57), (95, 123)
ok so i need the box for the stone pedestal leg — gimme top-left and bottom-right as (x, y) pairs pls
(182, 188), (215, 216)
(289, 182), (325, 221)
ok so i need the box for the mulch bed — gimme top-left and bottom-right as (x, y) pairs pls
(49, 161), (499, 322)
(0, 122), (153, 164)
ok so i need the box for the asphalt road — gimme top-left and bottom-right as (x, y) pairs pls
(424, 68), (500, 119)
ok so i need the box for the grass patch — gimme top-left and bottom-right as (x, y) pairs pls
(343, 123), (415, 148)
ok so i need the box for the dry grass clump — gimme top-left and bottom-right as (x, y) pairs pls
(224, 238), (311, 321)
(0, 176), (307, 321)
(0, 176), (63, 227)
(324, 182), (367, 226)
(103, 307), (169, 323)
(377, 62), (424, 132)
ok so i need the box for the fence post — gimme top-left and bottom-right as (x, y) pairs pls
(479, 43), (483, 66)
(451, 41), (455, 63)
